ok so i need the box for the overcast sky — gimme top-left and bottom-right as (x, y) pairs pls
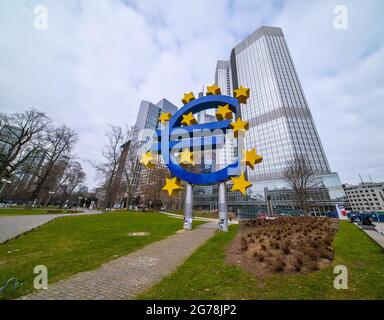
(1, 0), (383, 189)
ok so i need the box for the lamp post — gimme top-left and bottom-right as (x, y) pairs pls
(83, 197), (88, 209)
(0, 178), (12, 198)
(78, 196), (82, 208)
(46, 191), (54, 207)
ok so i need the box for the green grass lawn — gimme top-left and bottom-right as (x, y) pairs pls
(139, 221), (384, 300)
(0, 211), (203, 299)
(0, 208), (81, 216)
(166, 209), (220, 219)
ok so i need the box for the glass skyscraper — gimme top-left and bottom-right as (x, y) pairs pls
(135, 98), (178, 132)
(133, 98), (178, 201)
(215, 61), (237, 169)
(215, 60), (233, 96)
(228, 26), (346, 211)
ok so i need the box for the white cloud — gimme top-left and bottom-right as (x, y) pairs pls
(0, 0), (383, 187)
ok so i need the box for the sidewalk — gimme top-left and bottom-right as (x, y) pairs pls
(359, 222), (384, 250)
(22, 223), (217, 300)
(160, 211), (239, 224)
(0, 210), (102, 244)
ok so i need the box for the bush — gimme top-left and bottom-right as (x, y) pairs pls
(272, 257), (285, 272)
(240, 237), (248, 251)
(281, 242), (290, 255)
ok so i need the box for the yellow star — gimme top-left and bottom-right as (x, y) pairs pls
(158, 112), (172, 124)
(179, 148), (195, 166)
(140, 151), (156, 169)
(181, 112), (198, 126)
(242, 149), (263, 170)
(206, 84), (221, 95)
(230, 117), (249, 137)
(182, 92), (195, 105)
(231, 173), (252, 195)
(215, 104), (233, 121)
(233, 86), (250, 104)
(162, 177), (184, 197)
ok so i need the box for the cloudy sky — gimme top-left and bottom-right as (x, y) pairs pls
(1, 0), (383, 188)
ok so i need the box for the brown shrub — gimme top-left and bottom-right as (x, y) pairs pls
(272, 242), (280, 249)
(272, 257), (286, 272)
(319, 248), (334, 260)
(240, 237), (248, 251)
(281, 242), (291, 255)
(293, 256), (303, 271)
(307, 260), (319, 271)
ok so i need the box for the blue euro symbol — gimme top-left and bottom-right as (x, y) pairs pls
(152, 95), (241, 185)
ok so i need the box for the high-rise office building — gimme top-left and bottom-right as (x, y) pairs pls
(133, 98), (178, 203)
(135, 98), (177, 132)
(215, 60), (233, 96)
(214, 61), (237, 170)
(228, 26), (346, 213)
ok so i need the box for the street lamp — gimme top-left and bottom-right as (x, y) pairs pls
(46, 191), (54, 207)
(78, 196), (82, 208)
(83, 197), (88, 208)
(0, 178), (12, 198)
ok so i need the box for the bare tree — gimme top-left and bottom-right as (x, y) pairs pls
(282, 156), (316, 214)
(122, 127), (142, 209)
(0, 109), (49, 179)
(48, 160), (86, 206)
(91, 125), (134, 209)
(27, 125), (77, 207)
(140, 163), (169, 209)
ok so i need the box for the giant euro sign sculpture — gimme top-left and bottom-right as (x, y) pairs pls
(140, 85), (263, 231)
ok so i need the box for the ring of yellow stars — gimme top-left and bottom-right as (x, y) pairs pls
(162, 177), (184, 197)
(231, 173), (252, 195)
(140, 151), (156, 169)
(182, 92), (195, 105)
(215, 104), (233, 121)
(230, 117), (249, 137)
(233, 86), (250, 104)
(179, 148), (195, 166)
(181, 112), (198, 126)
(158, 112), (172, 124)
(242, 149), (263, 170)
(206, 84), (221, 96)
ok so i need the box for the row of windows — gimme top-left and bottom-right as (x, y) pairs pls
(346, 189), (384, 194)
(352, 206), (383, 211)
(235, 35), (329, 176)
(265, 34), (329, 173)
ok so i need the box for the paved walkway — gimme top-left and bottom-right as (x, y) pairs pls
(160, 211), (239, 224)
(361, 222), (384, 249)
(0, 211), (102, 244)
(22, 223), (216, 300)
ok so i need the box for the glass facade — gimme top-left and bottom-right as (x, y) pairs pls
(135, 98), (178, 132)
(224, 26), (346, 213)
(214, 61), (237, 169)
(231, 26), (330, 185)
(215, 60), (233, 96)
(134, 98), (178, 199)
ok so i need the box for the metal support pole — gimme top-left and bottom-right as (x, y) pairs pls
(264, 187), (273, 217)
(218, 182), (228, 232)
(184, 183), (193, 230)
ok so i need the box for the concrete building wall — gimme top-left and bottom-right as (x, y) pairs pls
(344, 182), (384, 212)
